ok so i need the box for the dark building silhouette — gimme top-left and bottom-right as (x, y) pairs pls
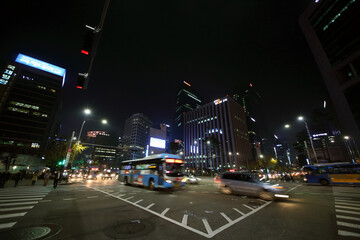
(299, 0), (360, 156)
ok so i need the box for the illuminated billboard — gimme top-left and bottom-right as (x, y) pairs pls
(149, 137), (166, 149)
(15, 53), (66, 86)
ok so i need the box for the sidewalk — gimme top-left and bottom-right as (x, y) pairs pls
(0, 179), (74, 188)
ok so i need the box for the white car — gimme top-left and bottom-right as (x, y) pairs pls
(184, 174), (201, 184)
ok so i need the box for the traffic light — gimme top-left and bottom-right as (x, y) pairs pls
(77, 73), (88, 89)
(81, 25), (96, 56)
(58, 159), (66, 166)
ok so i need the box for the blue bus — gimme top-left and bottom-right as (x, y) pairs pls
(302, 162), (360, 185)
(118, 154), (186, 190)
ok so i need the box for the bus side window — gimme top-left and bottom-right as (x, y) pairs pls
(318, 167), (328, 174)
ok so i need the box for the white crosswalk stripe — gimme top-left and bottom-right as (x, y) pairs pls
(0, 186), (52, 230)
(333, 187), (360, 238)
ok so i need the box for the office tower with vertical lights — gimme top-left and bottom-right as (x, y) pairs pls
(184, 96), (253, 173)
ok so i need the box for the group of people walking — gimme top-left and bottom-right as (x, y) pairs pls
(0, 169), (62, 189)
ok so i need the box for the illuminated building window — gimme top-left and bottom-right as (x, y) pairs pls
(33, 112), (48, 118)
(37, 85), (46, 90)
(8, 106), (29, 114)
(9, 101), (39, 110)
(31, 143), (40, 148)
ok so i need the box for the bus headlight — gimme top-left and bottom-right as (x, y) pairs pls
(304, 177), (307, 182)
(181, 178), (187, 182)
(164, 178), (172, 183)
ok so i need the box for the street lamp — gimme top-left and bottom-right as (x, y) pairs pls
(101, 119), (108, 124)
(298, 116), (318, 164)
(284, 124), (290, 128)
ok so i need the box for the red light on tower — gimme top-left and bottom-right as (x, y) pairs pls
(81, 50), (89, 55)
(250, 83), (253, 87)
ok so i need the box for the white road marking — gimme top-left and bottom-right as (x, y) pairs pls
(0, 195), (46, 199)
(0, 198), (43, 202)
(335, 201), (360, 207)
(0, 201), (38, 207)
(202, 218), (213, 235)
(220, 212), (232, 223)
(0, 206), (34, 212)
(0, 222), (17, 229)
(134, 199), (143, 204)
(338, 230), (360, 237)
(334, 199), (360, 203)
(337, 221), (360, 229)
(87, 196), (99, 199)
(0, 212), (27, 219)
(182, 214), (188, 226)
(124, 196), (134, 200)
(117, 194), (126, 197)
(334, 197), (352, 200)
(146, 203), (155, 209)
(161, 208), (170, 216)
(336, 209), (360, 215)
(63, 198), (76, 201)
(337, 215), (360, 221)
(243, 204), (254, 210)
(39, 200), (52, 203)
(335, 205), (360, 211)
(233, 208), (245, 215)
(87, 186), (272, 239)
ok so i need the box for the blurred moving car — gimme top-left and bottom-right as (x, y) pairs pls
(217, 172), (289, 200)
(183, 174), (201, 184)
(100, 172), (116, 180)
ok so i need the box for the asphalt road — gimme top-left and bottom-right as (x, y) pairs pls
(0, 177), (359, 240)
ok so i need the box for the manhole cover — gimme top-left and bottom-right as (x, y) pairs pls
(104, 219), (155, 239)
(1, 224), (61, 240)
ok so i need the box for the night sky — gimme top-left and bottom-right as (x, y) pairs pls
(1, 0), (327, 142)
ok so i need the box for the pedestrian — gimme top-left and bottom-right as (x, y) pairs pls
(2, 170), (10, 187)
(43, 170), (51, 187)
(0, 171), (4, 188)
(53, 170), (61, 189)
(31, 170), (39, 186)
(290, 174), (294, 182)
(14, 171), (21, 187)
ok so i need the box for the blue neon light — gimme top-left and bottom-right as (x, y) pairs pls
(15, 54), (66, 77)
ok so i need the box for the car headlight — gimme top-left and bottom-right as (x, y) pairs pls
(182, 178), (187, 182)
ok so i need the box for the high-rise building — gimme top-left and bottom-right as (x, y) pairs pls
(184, 96), (253, 173)
(122, 113), (152, 159)
(274, 138), (291, 166)
(299, 0), (360, 153)
(0, 53), (65, 166)
(174, 81), (202, 141)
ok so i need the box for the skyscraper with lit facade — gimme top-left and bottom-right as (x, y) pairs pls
(184, 96), (253, 173)
(122, 113), (152, 159)
(299, 0), (360, 153)
(174, 81), (202, 141)
(0, 53), (65, 167)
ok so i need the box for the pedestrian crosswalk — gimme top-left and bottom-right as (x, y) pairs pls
(333, 187), (360, 238)
(0, 186), (52, 230)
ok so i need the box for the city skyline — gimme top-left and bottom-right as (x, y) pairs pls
(1, 0), (327, 141)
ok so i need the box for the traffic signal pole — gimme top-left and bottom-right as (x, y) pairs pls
(80, 0), (111, 89)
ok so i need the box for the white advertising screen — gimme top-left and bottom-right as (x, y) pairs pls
(150, 137), (166, 149)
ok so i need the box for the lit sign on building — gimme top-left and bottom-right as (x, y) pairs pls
(149, 137), (166, 149)
(15, 54), (66, 86)
(214, 98), (227, 105)
(0, 64), (16, 85)
(313, 133), (327, 138)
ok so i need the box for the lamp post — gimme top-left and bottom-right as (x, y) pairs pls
(207, 140), (213, 177)
(344, 136), (356, 162)
(298, 116), (318, 164)
(72, 109), (108, 163)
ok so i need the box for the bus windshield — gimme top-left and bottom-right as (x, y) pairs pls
(165, 163), (184, 177)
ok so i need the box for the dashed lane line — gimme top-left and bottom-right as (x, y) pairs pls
(63, 198), (77, 201)
(0, 198), (43, 203)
